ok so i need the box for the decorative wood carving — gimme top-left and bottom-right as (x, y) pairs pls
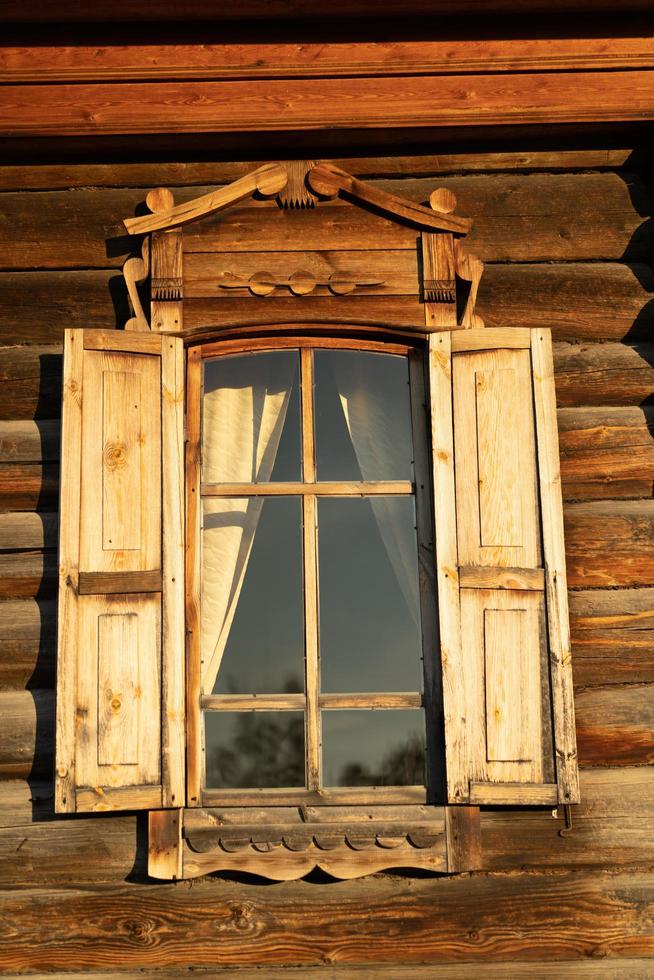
(217, 270), (385, 296)
(123, 163), (288, 235)
(147, 188), (184, 332)
(307, 163), (472, 235)
(421, 189), (484, 329)
(122, 237), (150, 332)
(277, 160), (317, 209)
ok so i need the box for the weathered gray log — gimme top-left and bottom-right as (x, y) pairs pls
(0, 150), (637, 191)
(1, 173), (650, 268)
(0, 689), (54, 778)
(570, 588), (654, 687)
(564, 500), (654, 588)
(558, 406), (654, 500)
(0, 346), (62, 421)
(554, 342), (654, 406)
(0, 599), (56, 690)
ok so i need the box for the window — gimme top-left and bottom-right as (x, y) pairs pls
(185, 337), (440, 806)
(53, 162), (580, 879)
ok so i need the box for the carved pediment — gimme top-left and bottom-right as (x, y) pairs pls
(121, 159), (484, 336)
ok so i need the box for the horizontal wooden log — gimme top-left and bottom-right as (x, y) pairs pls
(0, 689), (53, 778)
(1, 870), (653, 971)
(0, 150), (637, 192)
(570, 588), (654, 687)
(0, 346), (62, 420)
(554, 342), (654, 407)
(5, 964), (654, 980)
(482, 766), (654, 871)
(2, 264), (651, 344)
(576, 685), (654, 766)
(3, 39), (654, 83)
(3, 72), (654, 138)
(559, 407), (654, 501)
(3, 173), (650, 268)
(0, 419), (60, 460)
(565, 501), (654, 588)
(0, 599), (55, 690)
(0, 551), (56, 599)
(0, 512), (57, 551)
(0, 463), (58, 510)
(0, 780), (141, 886)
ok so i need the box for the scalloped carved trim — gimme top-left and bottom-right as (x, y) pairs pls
(182, 838), (448, 881)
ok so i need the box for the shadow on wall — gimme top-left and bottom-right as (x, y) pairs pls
(20, 144), (654, 885)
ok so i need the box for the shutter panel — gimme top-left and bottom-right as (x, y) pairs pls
(55, 329), (185, 813)
(430, 328), (580, 806)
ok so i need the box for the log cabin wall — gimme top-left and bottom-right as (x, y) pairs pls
(1, 7), (654, 976)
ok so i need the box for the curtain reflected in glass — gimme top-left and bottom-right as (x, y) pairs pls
(314, 349), (414, 482)
(203, 350), (301, 484)
(202, 497), (304, 695)
(318, 497), (423, 692)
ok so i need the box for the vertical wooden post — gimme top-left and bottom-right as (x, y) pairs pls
(149, 808), (183, 880)
(147, 187), (183, 333)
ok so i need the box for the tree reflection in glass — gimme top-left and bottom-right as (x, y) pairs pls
(205, 711), (305, 789)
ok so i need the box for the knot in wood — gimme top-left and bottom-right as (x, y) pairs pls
(104, 441), (128, 470)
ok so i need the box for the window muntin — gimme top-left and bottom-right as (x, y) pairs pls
(189, 337), (439, 806)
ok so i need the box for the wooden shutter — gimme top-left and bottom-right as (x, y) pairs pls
(55, 329), (185, 813)
(430, 327), (579, 806)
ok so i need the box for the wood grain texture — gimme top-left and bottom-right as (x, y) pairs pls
(0, 599), (56, 690)
(3, 38), (654, 83)
(4, 963), (654, 980)
(0, 346), (62, 420)
(0, 150), (636, 191)
(554, 342), (654, 407)
(570, 588), (654, 687)
(565, 501), (654, 588)
(2, 72), (654, 139)
(1, 871), (653, 972)
(575, 685), (654, 766)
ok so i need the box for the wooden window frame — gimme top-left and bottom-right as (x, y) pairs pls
(185, 332), (442, 809)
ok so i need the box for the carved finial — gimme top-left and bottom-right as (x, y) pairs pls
(277, 161), (317, 209)
(429, 188), (457, 214)
(146, 187), (175, 213)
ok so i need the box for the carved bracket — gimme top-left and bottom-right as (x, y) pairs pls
(421, 189), (484, 330)
(217, 270), (384, 297)
(122, 237), (150, 332)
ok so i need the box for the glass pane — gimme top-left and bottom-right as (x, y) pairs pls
(322, 710), (426, 787)
(314, 349), (414, 482)
(203, 350), (301, 483)
(318, 497), (423, 692)
(205, 711), (305, 789)
(203, 497), (304, 695)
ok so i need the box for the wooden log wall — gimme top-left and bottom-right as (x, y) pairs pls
(1, 146), (654, 976)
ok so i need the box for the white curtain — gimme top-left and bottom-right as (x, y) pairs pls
(331, 352), (421, 629)
(201, 355), (296, 694)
